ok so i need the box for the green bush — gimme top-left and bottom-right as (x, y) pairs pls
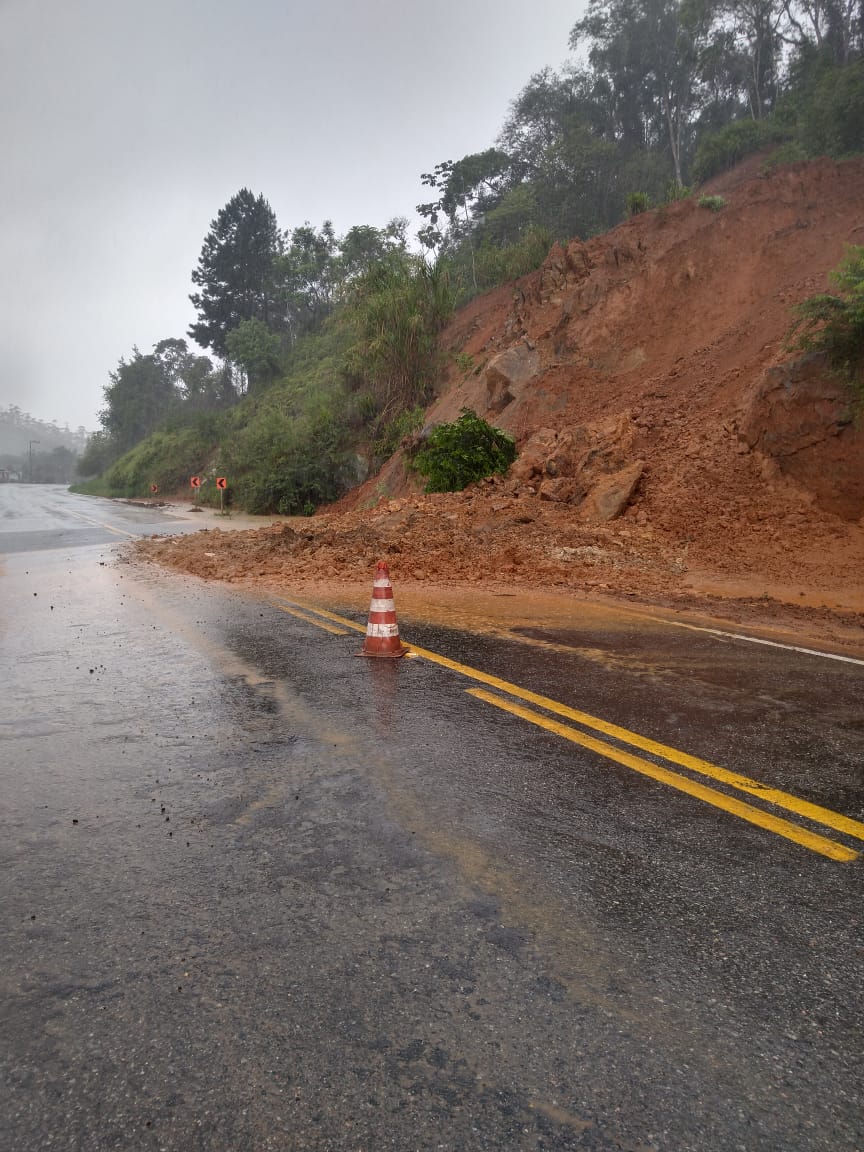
(452, 351), (476, 373)
(343, 253), (454, 424)
(698, 195), (726, 212)
(371, 405), (424, 464)
(789, 245), (864, 393)
(70, 478), (140, 499)
(759, 140), (809, 172)
(664, 182), (692, 202)
(410, 408), (517, 493)
(217, 385), (352, 514)
(625, 192), (651, 217)
(691, 119), (787, 185)
(473, 227), (551, 289)
(446, 226), (552, 308)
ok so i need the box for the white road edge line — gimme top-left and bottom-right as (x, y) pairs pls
(278, 596), (864, 668)
(665, 620), (864, 666)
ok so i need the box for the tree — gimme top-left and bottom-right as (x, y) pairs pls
(180, 355), (237, 412)
(417, 152), (513, 289)
(799, 58), (864, 153)
(337, 220), (407, 283)
(343, 252), (454, 429)
(784, 0), (863, 64)
(416, 161), (453, 254)
(225, 318), (283, 392)
(498, 67), (636, 237)
(499, 68), (596, 172)
(188, 189), (284, 357)
(571, 0), (714, 186)
(148, 337), (237, 412)
(98, 346), (182, 456)
(278, 221), (339, 340)
(725, 0), (786, 119)
(32, 446), (79, 484)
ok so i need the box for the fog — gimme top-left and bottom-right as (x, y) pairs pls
(0, 0), (578, 432)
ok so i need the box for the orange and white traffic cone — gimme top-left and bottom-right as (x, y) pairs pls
(356, 561), (407, 658)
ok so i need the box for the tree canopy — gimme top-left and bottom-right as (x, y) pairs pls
(188, 189), (284, 358)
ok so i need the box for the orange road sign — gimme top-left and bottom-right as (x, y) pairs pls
(150, 483), (158, 494)
(190, 476), (201, 488)
(216, 477), (227, 490)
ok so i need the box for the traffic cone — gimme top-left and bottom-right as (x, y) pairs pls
(356, 561), (407, 658)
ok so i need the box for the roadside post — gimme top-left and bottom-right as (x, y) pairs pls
(216, 476), (227, 514)
(190, 475), (201, 508)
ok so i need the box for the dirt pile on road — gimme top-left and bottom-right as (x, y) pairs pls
(134, 158), (864, 643)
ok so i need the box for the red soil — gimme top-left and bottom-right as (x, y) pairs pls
(133, 158), (864, 654)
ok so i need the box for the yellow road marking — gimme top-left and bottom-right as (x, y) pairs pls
(65, 509), (139, 539)
(399, 639), (864, 845)
(98, 521), (138, 539)
(467, 688), (858, 863)
(276, 597), (864, 854)
(276, 599), (366, 632)
(276, 604), (349, 636)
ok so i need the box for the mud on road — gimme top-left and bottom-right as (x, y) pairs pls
(131, 487), (864, 660)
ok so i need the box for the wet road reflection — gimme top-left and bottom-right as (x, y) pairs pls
(1, 485), (863, 1152)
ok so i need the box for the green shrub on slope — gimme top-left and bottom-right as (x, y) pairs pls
(410, 409), (516, 493)
(789, 245), (864, 395)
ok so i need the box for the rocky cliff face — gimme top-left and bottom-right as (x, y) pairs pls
(424, 158), (864, 529)
(739, 353), (864, 521)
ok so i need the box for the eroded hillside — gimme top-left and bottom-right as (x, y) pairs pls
(134, 159), (864, 647)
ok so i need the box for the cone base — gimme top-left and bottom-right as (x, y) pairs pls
(355, 643), (408, 659)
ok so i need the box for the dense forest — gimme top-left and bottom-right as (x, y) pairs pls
(75, 0), (864, 512)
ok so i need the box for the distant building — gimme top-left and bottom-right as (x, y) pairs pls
(0, 468), (10, 482)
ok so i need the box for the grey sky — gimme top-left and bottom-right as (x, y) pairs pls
(1, 0), (580, 433)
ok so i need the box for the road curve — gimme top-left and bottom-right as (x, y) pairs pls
(1, 484), (862, 1152)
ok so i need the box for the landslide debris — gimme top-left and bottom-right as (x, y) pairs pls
(133, 158), (864, 644)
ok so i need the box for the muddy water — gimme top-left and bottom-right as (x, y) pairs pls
(295, 579), (864, 661)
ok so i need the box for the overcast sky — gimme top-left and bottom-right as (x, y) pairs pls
(1, 0), (580, 433)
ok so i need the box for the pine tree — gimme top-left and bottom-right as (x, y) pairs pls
(188, 189), (284, 358)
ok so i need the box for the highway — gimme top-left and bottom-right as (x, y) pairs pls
(1, 484), (862, 1151)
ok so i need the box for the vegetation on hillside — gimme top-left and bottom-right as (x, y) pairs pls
(790, 245), (864, 395)
(410, 410), (517, 494)
(77, 0), (863, 512)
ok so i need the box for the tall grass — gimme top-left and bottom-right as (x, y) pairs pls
(343, 254), (454, 457)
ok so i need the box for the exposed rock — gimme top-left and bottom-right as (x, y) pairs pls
(585, 414), (638, 472)
(484, 345), (541, 412)
(539, 476), (583, 504)
(539, 240), (596, 304)
(546, 427), (589, 476)
(564, 240), (594, 280)
(580, 461), (645, 522)
(509, 420), (636, 498)
(739, 353), (864, 520)
(508, 427), (560, 482)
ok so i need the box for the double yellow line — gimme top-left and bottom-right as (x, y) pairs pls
(274, 597), (864, 862)
(64, 509), (139, 539)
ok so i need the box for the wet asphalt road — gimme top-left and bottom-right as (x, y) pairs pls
(1, 485), (863, 1152)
